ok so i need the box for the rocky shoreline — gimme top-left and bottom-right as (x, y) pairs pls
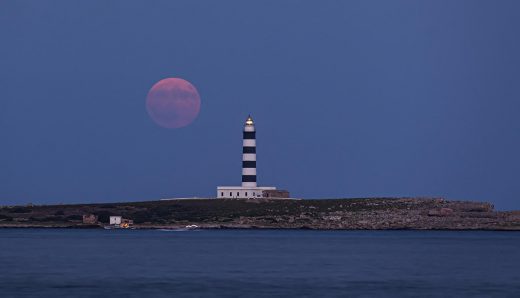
(1, 198), (519, 230)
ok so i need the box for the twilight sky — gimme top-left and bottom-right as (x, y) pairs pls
(1, 1), (520, 209)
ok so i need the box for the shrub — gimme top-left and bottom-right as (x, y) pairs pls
(0, 214), (13, 221)
(130, 211), (153, 224)
(95, 211), (113, 223)
(10, 207), (31, 213)
(66, 215), (82, 221)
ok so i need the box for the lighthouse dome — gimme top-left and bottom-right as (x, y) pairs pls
(245, 115), (254, 126)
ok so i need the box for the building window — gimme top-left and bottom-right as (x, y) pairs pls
(221, 192), (224, 197)
(237, 192), (239, 196)
(245, 192), (248, 196)
(230, 192), (232, 196)
(253, 192), (255, 196)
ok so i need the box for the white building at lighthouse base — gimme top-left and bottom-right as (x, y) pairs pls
(217, 186), (277, 199)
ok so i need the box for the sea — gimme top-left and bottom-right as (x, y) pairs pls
(0, 229), (519, 298)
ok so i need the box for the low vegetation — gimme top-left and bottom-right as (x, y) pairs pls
(0, 198), (517, 230)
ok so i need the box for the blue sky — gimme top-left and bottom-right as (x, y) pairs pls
(1, 1), (520, 209)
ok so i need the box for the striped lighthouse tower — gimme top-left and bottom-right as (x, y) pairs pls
(242, 115), (257, 187)
(216, 115), (285, 199)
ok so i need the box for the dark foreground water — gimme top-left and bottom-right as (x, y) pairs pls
(0, 229), (519, 297)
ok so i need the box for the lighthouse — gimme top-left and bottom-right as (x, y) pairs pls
(242, 115), (257, 187)
(217, 115), (289, 199)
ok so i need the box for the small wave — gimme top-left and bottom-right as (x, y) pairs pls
(158, 228), (200, 232)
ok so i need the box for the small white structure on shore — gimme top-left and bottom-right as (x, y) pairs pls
(217, 115), (289, 199)
(109, 216), (122, 225)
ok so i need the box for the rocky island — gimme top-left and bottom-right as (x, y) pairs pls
(1, 198), (519, 230)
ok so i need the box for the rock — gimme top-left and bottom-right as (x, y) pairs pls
(440, 208), (453, 216)
(428, 208), (453, 217)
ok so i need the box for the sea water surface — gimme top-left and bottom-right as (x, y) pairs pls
(0, 229), (519, 297)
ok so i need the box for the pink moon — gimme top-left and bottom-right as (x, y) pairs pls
(146, 78), (201, 129)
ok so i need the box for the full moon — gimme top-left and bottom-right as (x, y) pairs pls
(146, 78), (201, 129)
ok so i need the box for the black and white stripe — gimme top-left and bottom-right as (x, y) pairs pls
(242, 115), (257, 187)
